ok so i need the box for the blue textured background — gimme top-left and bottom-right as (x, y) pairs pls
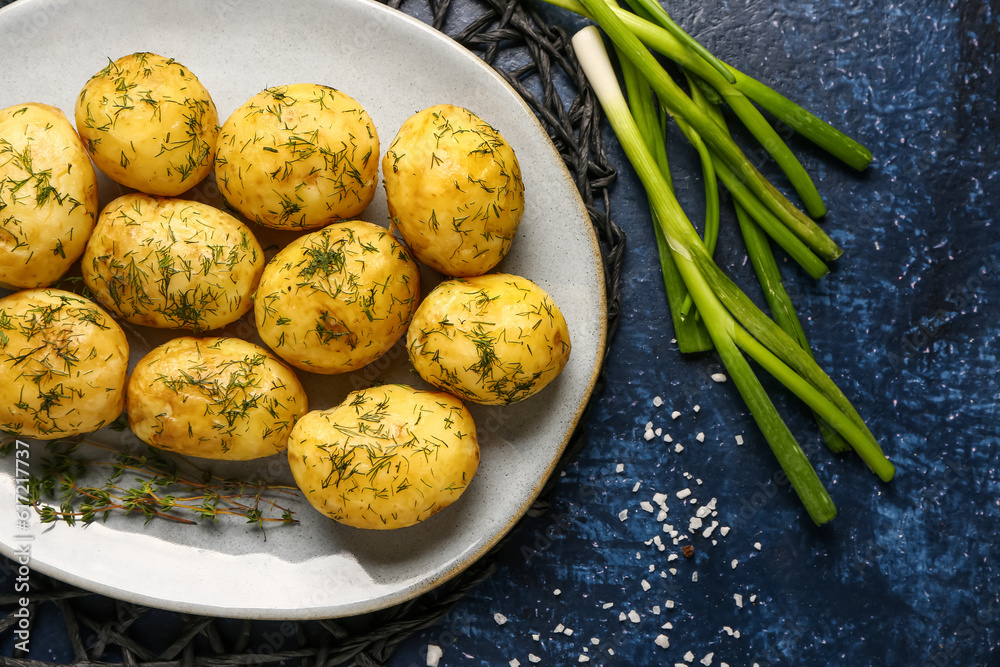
(2, 0), (999, 666)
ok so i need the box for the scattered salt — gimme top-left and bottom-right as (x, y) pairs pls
(426, 645), (443, 667)
(711, 373), (727, 383)
(653, 396), (663, 407)
(628, 610), (641, 623)
(494, 612), (508, 625)
(734, 593), (744, 608)
(618, 509), (628, 522)
(696, 432), (706, 442)
(654, 634), (670, 649)
(676, 488), (692, 499)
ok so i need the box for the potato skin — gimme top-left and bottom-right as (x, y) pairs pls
(407, 273), (571, 405)
(0, 103), (99, 289)
(127, 337), (308, 460)
(75, 52), (219, 196)
(287, 384), (479, 529)
(0, 289), (128, 439)
(382, 104), (524, 277)
(81, 193), (264, 332)
(255, 220), (420, 374)
(215, 84), (379, 229)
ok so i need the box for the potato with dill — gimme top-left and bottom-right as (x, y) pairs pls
(287, 383), (479, 529)
(215, 84), (379, 229)
(254, 219), (419, 374)
(81, 193), (264, 332)
(0, 103), (99, 289)
(75, 52), (219, 196)
(127, 337), (308, 461)
(382, 104), (524, 277)
(0, 289), (128, 439)
(407, 273), (571, 405)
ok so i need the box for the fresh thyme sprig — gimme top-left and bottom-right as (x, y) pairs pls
(3, 437), (299, 531)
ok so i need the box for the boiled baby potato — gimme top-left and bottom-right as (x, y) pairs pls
(254, 219), (420, 374)
(287, 383), (480, 529)
(0, 289), (128, 439)
(127, 337), (308, 461)
(0, 103), (99, 288)
(382, 104), (524, 277)
(215, 83), (379, 229)
(407, 273), (571, 405)
(75, 52), (219, 196)
(82, 193), (264, 332)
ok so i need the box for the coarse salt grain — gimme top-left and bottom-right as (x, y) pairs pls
(674, 444), (684, 453)
(664, 434), (673, 442)
(426, 645), (443, 667)
(693, 405), (701, 413)
(665, 600), (675, 609)
(641, 580), (652, 591)
(676, 488), (692, 499)
(578, 655), (589, 663)
(711, 373), (727, 383)
(754, 542), (762, 551)
(628, 610), (641, 623)
(731, 559), (739, 569)
(619, 612), (627, 621)
(633, 482), (641, 492)
(564, 627), (574, 636)
(701, 652), (715, 666)
(616, 463), (625, 473)
(554, 589), (561, 596)
(653, 396), (663, 407)
(684, 652), (695, 662)
(696, 432), (706, 442)
(591, 638), (600, 645)
(494, 612), (508, 625)
(554, 624), (565, 633)
(510, 660), (521, 667)
(671, 411), (681, 419)
(734, 593), (744, 608)
(528, 655), (541, 664)
(644, 430), (655, 441)
(735, 435), (744, 445)
(603, 602), (614, 609)
(618, 509), (628, 521)
(654, 634), (670, 649)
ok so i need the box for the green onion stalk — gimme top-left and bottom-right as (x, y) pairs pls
(569, 21), (893, 525)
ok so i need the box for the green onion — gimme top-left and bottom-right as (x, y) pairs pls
(570, 22), (893, 524)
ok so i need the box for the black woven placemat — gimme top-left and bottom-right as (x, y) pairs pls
(0, 0), (625, 664)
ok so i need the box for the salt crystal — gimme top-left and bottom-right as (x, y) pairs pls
(618, 509), (628, 522)
(644, 430), (655, 441)
(735, 435), (744, 445)
(665, 599), (675, 609)
(676, 488), (691, 499)
(754, 542), (762, 551)
(628, 610), (641, 623)
(641, 579), (651, 591)
(554, 623), (565, 633)
(671, 411), (681, 419)
(494, 612), (508, 625)
(618, 612), (627, 621)
(701, 653), (715, 666)
(734, 593), (744, 608)
(616, 463), (625, 473)
(510, 661), (521, 667)
(692, 571), (699, 582)
(633, 482), (641, 492)
(528, 655), (541, 664)
(696, 432), (705, 442)
(664, 434), (673, 442)
(578, 655), (589, 663)
(674, 444), (684, 453)
(591, 638), (600, 645)
(654, 634), (670, 649)
(688, 516), (703, 532)
(426, 645), (443, 667)
(711, 373), (727, 383)
(731, 559), (739, 569)
(684, 652), (695, 662)
(554, 589), (561, 596)
(564, 627), (574, 636)
(603, 602), (614, 609)
(693, 405), (701, 413)
(653, 396), (663, 406)
(720, 526), (730, 537)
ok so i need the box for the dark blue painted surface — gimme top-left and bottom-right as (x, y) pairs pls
(2, 0), (998, 666)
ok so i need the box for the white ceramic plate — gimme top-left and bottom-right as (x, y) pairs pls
(0, 0), (605, 618)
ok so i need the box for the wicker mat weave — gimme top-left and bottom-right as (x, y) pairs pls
(0, 0), (625, 664)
